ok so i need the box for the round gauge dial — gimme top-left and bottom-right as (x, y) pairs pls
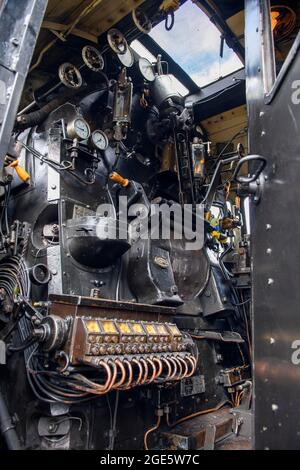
(82, 45), (105, 72)
(117, 47), (134, 68)
(91, 130), (109, 151)
(67, 118), (90, 140)
(58, 63), (82, 88)
(138, 57), (155, 82)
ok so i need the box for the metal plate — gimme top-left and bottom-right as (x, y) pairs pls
(180, 375), (205, 397)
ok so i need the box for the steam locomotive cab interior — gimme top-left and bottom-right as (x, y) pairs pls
(0, 0), (299, 451)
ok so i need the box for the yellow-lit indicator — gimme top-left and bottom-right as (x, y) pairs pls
(157, 324), (168, 335)
(144, 324), (157, 335)
(168, 324), (181, 337)
(101, 320), (118, 334)
(85, 320), (101, 333)
(118, 322), (132, 334)
(131, 323), (144, 334)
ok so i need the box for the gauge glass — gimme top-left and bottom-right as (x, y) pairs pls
(73, 118), (90, 140)
(91, 130), (109, 150)
(138, 57), (155, 82)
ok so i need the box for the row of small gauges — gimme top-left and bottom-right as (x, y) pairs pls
(66, 117), (109, 150)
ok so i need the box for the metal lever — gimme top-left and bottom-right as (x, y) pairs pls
(233, 155), (267, 184)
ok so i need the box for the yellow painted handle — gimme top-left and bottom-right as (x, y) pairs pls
(9, 160), (30, 183)
(110, 171), (129, 187)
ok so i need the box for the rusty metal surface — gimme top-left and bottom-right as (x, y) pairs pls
(161, 407), (234, 450)
(49, 294), (176, 322)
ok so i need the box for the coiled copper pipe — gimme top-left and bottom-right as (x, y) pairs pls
(168, 357), (178, 380)
(161, 357), (172, 381)
(140, 358), (149, 384)
(177, 356), (189, 378)
(122, 359), (133, 390)
(146, 358), (157, 384)
(72, 360), (114, 395)
(185, 355), (197, 378)
(114, 359), (127, 388)
(132, 358), (143, 386)
(153, 357), (163, 380)
(173, 357), (183, 379)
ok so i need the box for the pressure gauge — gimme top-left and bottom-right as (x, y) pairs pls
(67, 117), (90, 140)
(138, 57), (155, 82)
(91, 130), (109, 151)
(117, 47), (134, 68)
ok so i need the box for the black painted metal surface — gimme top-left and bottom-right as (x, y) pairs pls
(245, 0), (300, 450)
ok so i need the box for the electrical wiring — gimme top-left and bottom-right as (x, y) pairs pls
(108, 391), (120, 450)
(19, 141), (96, 186)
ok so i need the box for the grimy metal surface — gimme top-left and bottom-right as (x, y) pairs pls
(245, 0), (300, 449)
(0, 0), (47, 165)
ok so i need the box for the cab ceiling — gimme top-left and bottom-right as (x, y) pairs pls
(32, 0), (145, 66)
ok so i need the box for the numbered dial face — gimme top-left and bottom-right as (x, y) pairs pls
(68, 118), (90, 140)
(82, 45), (104, 72)
(138, 57), (155, 82)
(91, 130), (109, 151)
(117, 47), (134, 68)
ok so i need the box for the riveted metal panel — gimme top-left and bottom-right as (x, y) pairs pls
(245, 0), (300, 450)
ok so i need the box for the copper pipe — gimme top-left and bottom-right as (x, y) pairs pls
(104, 360), (118, 393)
(146, 358), (157, 383)
(185, 355), (197, 378)
(123, 359), (133, 390)
(177, 356), (189, 378)
(73, 360), (112, 393)
(168, 401), (231, 428)
(168, 357), (178, 380)
(72, 361), (114, 395)
(140, 358), (149, 384)
(153, 357), (163, 380)
(132, 358), (143, 386)
(161, 357), (172, 381)
(173, 357), (183, 379)
(114, 359), (127, 388)
(144, 415), (161, 450)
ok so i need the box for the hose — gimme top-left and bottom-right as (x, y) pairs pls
(15, 80), (109, 131)
(0, 390), (22, 450)
(15, 88), (80, 130)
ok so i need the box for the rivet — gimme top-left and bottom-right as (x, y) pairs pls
(266, 248), (272, 254)
(266, 224), (272, 230)
(267, 278), (274, 286)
